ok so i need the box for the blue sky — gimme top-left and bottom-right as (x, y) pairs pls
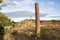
(0, 0), (60, 22)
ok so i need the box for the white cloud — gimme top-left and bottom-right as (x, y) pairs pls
(40, 7), (55, 15)
(2, 0), (13, 5)
(13, 1), (20, 5)
(2, 0), (35, 6)
(11, 17), (33, 22)
(48, 2), (55, 5)
(1, 9), (35, 13)
(40, 2), (44, 6)
(1, 0), (54, 15)
(18, 0), (35, 6)
(1, 0), (35, 13)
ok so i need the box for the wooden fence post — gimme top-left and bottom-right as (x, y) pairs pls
(35, 3), (40, 38)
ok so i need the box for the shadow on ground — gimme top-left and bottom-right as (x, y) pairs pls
(0, 26), (4, 40)
(10, 31), (37, 40)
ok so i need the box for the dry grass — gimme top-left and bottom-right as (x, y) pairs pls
(4, 26), (36, 40)
(3, 27), (60, 40)
(3, 19), (60, 40)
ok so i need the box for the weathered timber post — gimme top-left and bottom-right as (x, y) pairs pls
(35, 3), (40, 38)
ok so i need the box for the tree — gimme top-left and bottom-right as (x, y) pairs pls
(0, 0), (2, 9)
(0, 12), (13, 26)
(0, 0), (2, 3)
(0, 0), (6, 10)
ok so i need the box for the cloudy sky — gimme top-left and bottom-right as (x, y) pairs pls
(0, 0), (60, 22)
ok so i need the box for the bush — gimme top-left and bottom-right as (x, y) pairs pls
(0, 25), (4, 35)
